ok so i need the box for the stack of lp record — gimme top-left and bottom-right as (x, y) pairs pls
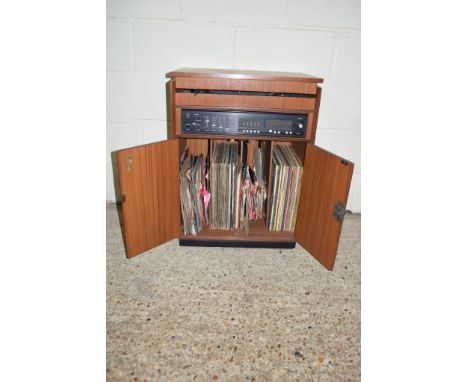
(238, 145), (267, 232)
(268, 144), (303, 232)
(179, 150), (209, 236)
(209, 142), (241, 230)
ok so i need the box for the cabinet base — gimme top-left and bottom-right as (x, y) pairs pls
(179, 239), (296, 249)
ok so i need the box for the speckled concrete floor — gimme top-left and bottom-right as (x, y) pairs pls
(107, 204), (360, 382)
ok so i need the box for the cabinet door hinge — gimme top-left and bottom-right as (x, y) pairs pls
(127, 154), (133, 171)
(121, 194), (126, 203)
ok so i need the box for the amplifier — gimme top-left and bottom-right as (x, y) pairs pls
(181, 109), (308, 138)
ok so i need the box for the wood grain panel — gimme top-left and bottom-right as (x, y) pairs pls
(117, 139), (180, 258)
(177, 133), (311, 142)
(290, 141), (307, 165)
(306, 112), (314, 141)
(170, 80), (176, 138)
(180, 218), (294, 242)
(175, 106), (181, 135)
(168, 68), (323, 83)
(175, 77), (317, 94)
(186, 138), (209, 156)
(295, 144), (354, 270)
(172, 105), (317, 115)
(246, 141), (259, 168)
(310, 86), (322, 143)
(175, 93), (315, 111)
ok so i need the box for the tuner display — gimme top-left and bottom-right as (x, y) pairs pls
(181, 110), (308, 138)
(266, 119), (293, 130)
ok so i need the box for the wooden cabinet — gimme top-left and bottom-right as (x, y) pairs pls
(116, 68), (354, 270)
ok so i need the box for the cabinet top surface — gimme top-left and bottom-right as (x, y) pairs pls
(167, 68), (323, 83)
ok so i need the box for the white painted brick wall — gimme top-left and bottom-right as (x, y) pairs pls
(288, 0), (360, 29)
(106, 20), (133, 71)
(107, 72), (168, 120)
(181, 0), (289, 25)
(234, 28), (335, 76)
(133, 21), (235, 72)
(107, 0), (182, 20)
(106, 0), (361, 212)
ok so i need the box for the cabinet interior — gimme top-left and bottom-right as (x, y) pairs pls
(178, 137), (306, 241)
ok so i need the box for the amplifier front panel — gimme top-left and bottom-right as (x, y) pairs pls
(181, 109), (308, 139)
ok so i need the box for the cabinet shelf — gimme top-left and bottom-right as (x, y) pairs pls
(179, 218), (295, 244)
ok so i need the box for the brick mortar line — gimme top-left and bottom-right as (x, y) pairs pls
(129, 19), (136, 72)
(232, 28), (236, 69)
(107, 17), (360, 33)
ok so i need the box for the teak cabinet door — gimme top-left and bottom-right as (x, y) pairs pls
(116, 139), (180, 258)
(295, 144), (354, 270)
